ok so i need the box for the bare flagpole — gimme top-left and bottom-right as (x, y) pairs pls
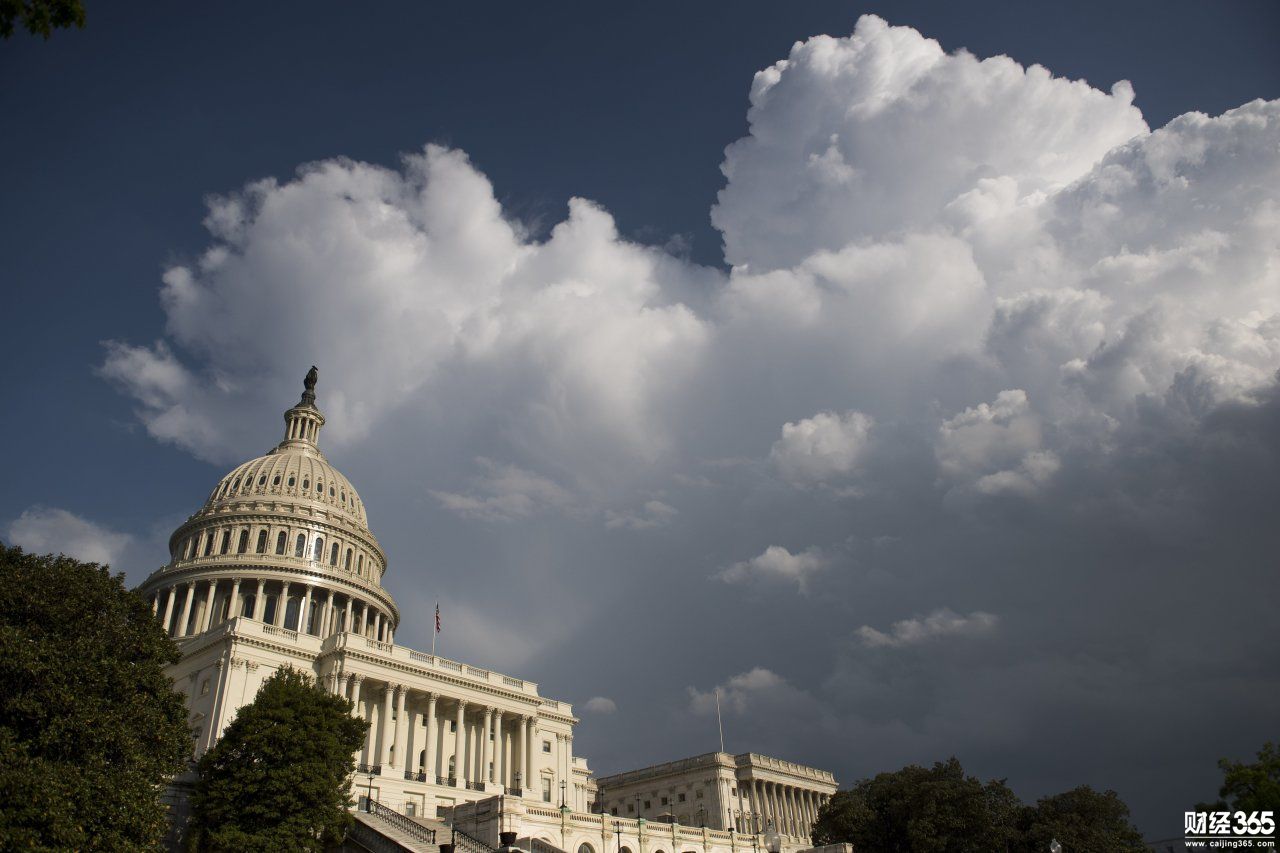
(716, 687), (726, 754)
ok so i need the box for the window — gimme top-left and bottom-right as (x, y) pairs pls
(543, 778), (553, 803)
(678, 793), (686, 803)
(330, 542), (339, 566)
(357, 555), (364, 575)
(345, 549), (352, 570)
(288, 475), (296, 487)
(406, 802), (416, 818)
(302, 478), (310, 490)
(313, 538), (324, 561)
(200, 679), (210, 696)
(232, 477), (240, 490)
(203, 534), (214, 556)
(644, 800), (651, 810)
(449, 721), (456, 732)
(273, 474), (281, 486)
(731, 788), (737, 798)
(696, 790), (704, 799)
(317, 480), (324, 493)
(275, 531), (287, 555)
(236, 530), (249, 554)
(255, 530), (267, 553)
(611, 808), (618, 816)
(257, 475), (266, 486)
(219, 531), (231, 554)
(294, 534), (305, 557)
(543, 740), (551, 753)
(341, 491), (346, 502)
(627, 803), (635, 814)
(329, 486), (335, 497)
(661, 797), (668, 806)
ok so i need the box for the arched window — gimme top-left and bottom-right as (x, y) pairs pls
(295, 534), (306, 557)
(341, 491), (346, 503)
(317, 480), (324, 493)
(288, 475), (296, 487)
(219, 530), (231, 555)
(237, 530), (249, 554)
(203, 534), (214, 556)
(344, 549), (352, 570)
(580, 845), (596, 853)
(329, 486), (335, 497)
(275, 531), (287, 555)
(257, 475), (266, 487)
(255, 530), (267, 554)
(273, 474), (281, 486)
(357, 554), (364, 575)
(329, 542), (339, 566)
(313, 538), (324, 561)
(302, 478), (310, 491)
(448, 756), (456, 780)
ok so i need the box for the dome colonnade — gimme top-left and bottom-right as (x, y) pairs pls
(139, 367), (399, 646)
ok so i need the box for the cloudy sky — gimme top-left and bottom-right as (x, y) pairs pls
(3, 1), (1278, 837)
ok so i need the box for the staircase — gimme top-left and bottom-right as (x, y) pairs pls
(348, 801), (442, 852)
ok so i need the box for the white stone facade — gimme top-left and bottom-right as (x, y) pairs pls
(595, 753), (835, 841)
(139, 370), (831, 851)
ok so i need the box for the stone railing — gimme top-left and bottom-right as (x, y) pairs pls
(449, 824), (495, 853)
(364, 798), (437, 845)
(335, 635), (568, 706)
(737, 753), (837, 784)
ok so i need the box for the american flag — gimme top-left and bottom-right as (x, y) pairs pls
(435, 601), (441, 634)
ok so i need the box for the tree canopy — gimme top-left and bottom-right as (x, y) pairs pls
(187, 667), (367, 851)
(1018, 786), (1145, 852)
(1198, 741), (1280, 814)
(812, 757), (1145, 853)
(0, 0), (85, 39)
(0, 543), (191, 851)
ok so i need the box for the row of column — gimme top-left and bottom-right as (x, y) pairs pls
(150, 577), (393, 644)
(736, 779), (827, 838)
(335, 675), (567, 800)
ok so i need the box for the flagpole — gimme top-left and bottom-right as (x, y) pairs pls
(432, 600), (438, 658)
(716, 687), (725, 754)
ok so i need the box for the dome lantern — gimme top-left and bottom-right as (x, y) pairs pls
(279, 365), (326, 453)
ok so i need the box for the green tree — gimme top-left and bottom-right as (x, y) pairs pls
(0, 0), (85, 39)
(0, 544), (191, 851)
(1198, 742), (1280, 814)
(811, 757), (1022, 852)
(187, 667), (367, 851)
(1017, 786), (1146, 852)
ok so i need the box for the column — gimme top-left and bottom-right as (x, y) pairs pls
(517, 715), (527, 791)
(380, 684), (395, 767)
(198, 579), (217, 632)
(177, 582), (195, 637)
(493, 710), (504, 787)
(525, 717), (535, 794)
(317, 591), (330, 636)
(374, 611), (383, 641)
(787, 786), (798, 835)
(274, 582), (290, 627)
(393, 685), (408, 770)
(229, 578), (242, 620)
(254, 579), (266, 620)
(454, 699), (467, 785)
(160, 586), (177, 634)
(566, 734), (574, 799)
(350, 675), (364, 719)
(151, 592), (159, 615)
(424, 693), (438, 782)
(480, 707), (494, 786)
(300, 585), (313, 634)
(344, 596), (353, 634)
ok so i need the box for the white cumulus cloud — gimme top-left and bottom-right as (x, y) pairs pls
(5, 507), (133, 567)
(582, 696), (618, 714)
(856, 608), (999, 648)
(713, 545), (827, 592)
(771, 410), (874, 485)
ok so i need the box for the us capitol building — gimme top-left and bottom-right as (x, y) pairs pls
(139, 369), (837, 852)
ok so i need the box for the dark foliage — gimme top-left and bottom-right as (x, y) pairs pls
(1197, 741), (1280, 814)
(0, 544), (191, 851)
(187, 667), (367, 851)
(0, 0), (84, 39)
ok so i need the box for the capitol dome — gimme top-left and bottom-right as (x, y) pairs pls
(140, 367), (399, 645)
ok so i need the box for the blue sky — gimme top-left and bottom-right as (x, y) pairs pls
(2, 1), (1279, 837)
